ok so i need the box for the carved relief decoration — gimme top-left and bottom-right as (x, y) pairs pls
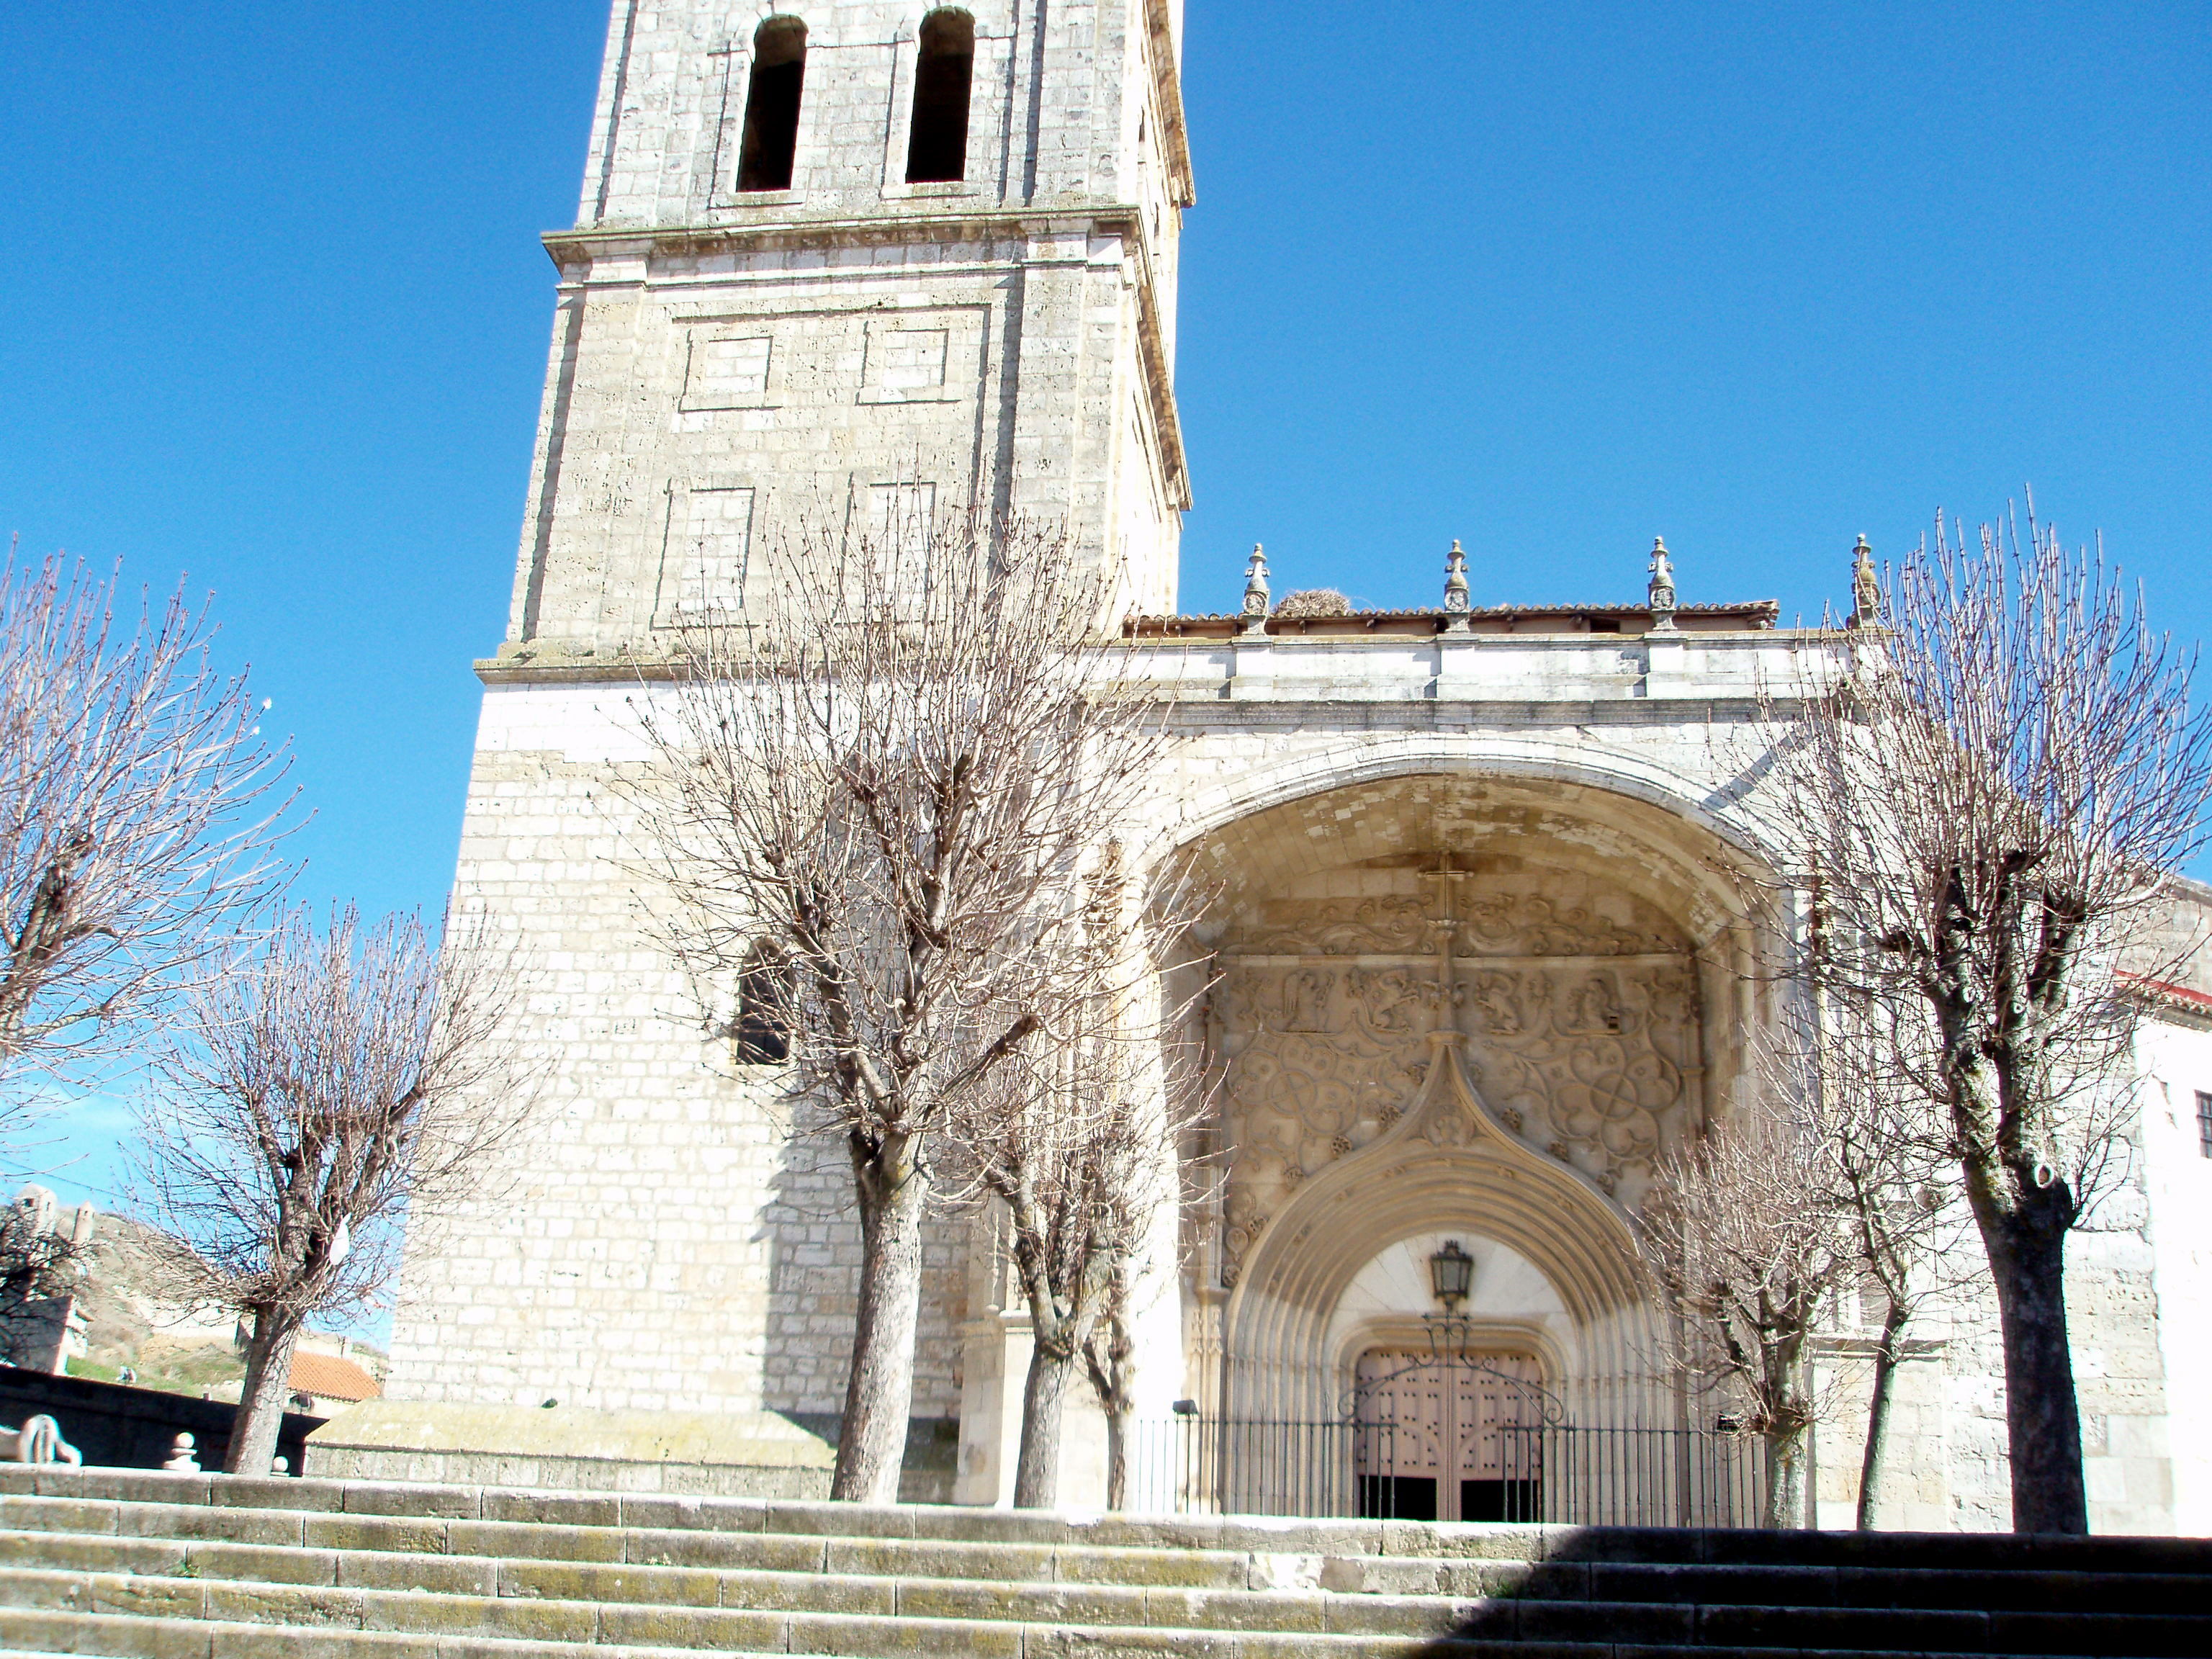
(1216, 873), (1704, 1283)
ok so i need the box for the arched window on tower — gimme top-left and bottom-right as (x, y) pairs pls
(737, 17), (808, 192)
(904, 10), (975, 184)
(732, 942), (793, 1064)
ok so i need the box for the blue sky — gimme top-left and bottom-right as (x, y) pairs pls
(4, 1), (2208, 1213)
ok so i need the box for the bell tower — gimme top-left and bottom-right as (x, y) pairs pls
(504, 0), (1193, 654)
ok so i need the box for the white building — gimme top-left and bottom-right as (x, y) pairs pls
(345, 1), (2212, 1534)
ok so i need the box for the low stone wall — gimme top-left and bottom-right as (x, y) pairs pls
(302, 1401), (836, 1498)
(0, 1367), (320, 1473)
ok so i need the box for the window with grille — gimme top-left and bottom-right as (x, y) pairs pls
(2197, 1091), (2212, 1159)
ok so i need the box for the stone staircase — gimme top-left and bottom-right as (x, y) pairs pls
(0, 1465), (2206, 1658)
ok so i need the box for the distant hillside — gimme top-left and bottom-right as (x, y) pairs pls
(62, 1212), (242, 1396)
(56, 1213), (388, 1399)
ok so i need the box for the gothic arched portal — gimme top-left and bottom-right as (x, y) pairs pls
(1178, 771), (1776, 1430)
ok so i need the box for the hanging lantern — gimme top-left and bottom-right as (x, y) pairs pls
(1429, 1240), (1474, 1310)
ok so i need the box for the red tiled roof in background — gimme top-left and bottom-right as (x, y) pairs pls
(288, 1352), (381, 1402)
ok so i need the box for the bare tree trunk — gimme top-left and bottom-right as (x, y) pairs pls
(1763, 1427), (1808, 1530)
(1014, 1336), (1074, 1509)
(831, 1131), (927, 1505)
(225, 1308), (301, 1476)
(1856, 1295), (1912, 1530)
(1978, 1198), (2087, 1534)
(1103, 1405), (1128, 1511)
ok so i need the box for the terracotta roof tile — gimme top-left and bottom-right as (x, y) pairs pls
(288, 1352), (382, 1402)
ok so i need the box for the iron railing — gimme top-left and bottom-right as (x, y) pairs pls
(1122, 1417), (1768, 1528)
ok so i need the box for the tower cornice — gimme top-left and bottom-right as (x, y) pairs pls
(1141, 0), (1197, 208)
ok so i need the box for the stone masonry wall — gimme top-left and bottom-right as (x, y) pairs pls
(387, 741), (964, 1422)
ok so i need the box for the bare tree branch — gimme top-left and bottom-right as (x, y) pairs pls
(1750, 499), (2212, 1533)
(0, 550), (292, 1129)
(627, 507), (1184, 1503)
(127, 903), (533, 1474)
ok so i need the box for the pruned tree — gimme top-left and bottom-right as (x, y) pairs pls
(1082, 1272), (1139, 1512)
(630, 509), (1182, 1503)
(1636, 1094), (1851, 1529)
(943, 846), (1211, 1508)
(0, 551), (289, 1114)
(1765, 986), (1961, 1530)
(1761, 505), (2211, 1533)
(130, 904), (529, 1475)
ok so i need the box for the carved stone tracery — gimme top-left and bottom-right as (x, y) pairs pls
(1217, 869), (1704, 1281)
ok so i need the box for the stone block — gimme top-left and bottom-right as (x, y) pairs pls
(0, 1529), (181, 1577)
(448, 1518), (625, 1564)
(1321, 1593), (1483, 1638)
(0, 1493), (119, 1536)
(87, 1571), (206, 1622)
(0, 1609), (214, 1659)
(625, 1524), (822, 1573)
(790, 1610), (1021, 1657)
(359, 1587), (595, 1643)
(337, 1480), (481, 1521)
(498, 1557), (719, 1606)
(212, 1475), (341, 1514)
(200, 1581), (363, 1629)
(207, 1624), (439, 1659)
(481, 1487), (621, 1527)
(720, 1565), (896, 1617)
(1694, 1601), (1990, 1650)
(595, 1601), (789, 1650)
(185, 1541), (339, 1586)
(619, 1493), (772, 1534)
(52, 1469), (213, 1507)
(1058, 1544), (1248, 1590)
(334, 1549), (498, 1596)
(302, 1514), (449, 1555)
(761, 1497), (914, 1539)
(120, 1501), (302, 1546)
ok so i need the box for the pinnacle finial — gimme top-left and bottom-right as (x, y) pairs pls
(1443, 539), (1471, 615)
(1241, 543), (1270, 625)
(1647, 536), (1678, 632)
(1849, 534), (1880, 628)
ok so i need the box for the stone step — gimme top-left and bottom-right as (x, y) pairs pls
(10, 1466), (2209, 1579)
(4, 1561), (2208, 1657)
(0, 1610), (2161, 1659)
(4, 1491), (2201, 1623)
(3, 1467), (2208, 1657)
(0, 1530), (1465, 1637)
(0, 1567), (1494, 1658)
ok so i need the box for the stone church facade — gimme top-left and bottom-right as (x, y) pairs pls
(358, 1), (2212, 1534)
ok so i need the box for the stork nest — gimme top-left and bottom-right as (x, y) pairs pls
(1271, 588), (1354, 619)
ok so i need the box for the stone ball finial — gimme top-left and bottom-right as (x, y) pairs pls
(163, 1432), (200, 1473)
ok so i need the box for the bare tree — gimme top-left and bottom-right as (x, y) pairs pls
(1768, 984), (1960, 1530)
(1636, 1094), (1851, 1529)
(0, 552), (289, 1113)
(943, 847), (1211, 1508)
(1082, 1277), (1139, 1512)
(1758, 506), (2211, 1532)
(130, 904), (529, 1474)
(630, 510), (1181, 1503)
